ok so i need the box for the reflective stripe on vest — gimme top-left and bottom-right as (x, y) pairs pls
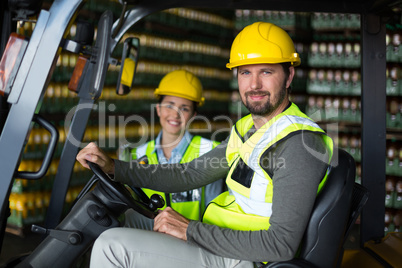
(131, 136), (218, 220)
(203, 103), (333, 231)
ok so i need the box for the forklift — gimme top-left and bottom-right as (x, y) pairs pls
(0, 0), (400, 267)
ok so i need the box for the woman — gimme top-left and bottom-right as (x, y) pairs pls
(119, 69), (223, 223)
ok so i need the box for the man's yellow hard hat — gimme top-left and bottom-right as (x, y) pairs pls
(154, 69), (205, 106)
(226, 22), (301, 69)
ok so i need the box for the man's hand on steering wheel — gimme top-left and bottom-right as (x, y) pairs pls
(77, 142), (115, 174)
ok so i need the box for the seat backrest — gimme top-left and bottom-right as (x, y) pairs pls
(298, 148), (356, 268)
(344, 182), (369, 241)
(335, 181), (369, 267)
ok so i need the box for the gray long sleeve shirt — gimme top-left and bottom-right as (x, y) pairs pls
(113, 131), (330, 263)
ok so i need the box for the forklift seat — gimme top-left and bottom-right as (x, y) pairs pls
(265, 148), (369, 268)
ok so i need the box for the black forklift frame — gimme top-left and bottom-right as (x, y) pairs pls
(0, 0), (395, 254)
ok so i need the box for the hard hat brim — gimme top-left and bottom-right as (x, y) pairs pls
(154, 89), (205, 106)
(226, 57), (301, 70)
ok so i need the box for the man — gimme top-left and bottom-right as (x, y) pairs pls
(77, 22), (333, 267)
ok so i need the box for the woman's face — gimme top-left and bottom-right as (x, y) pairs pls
(156, 95), (196, 136)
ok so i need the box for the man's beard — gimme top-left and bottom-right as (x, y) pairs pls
(241, 82), (287, 116)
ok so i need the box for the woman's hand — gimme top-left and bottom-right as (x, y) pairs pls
(76, 142), (115, 174)
(153, 207), (190, 241)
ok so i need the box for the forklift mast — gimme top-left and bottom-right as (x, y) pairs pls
(0, 0), (14, 255)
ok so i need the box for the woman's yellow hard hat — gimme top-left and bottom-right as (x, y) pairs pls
(154, 69), (205, 106)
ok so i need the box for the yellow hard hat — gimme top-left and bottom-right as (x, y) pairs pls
(154, 69), (205, 106)
(226, 22), (301, 69)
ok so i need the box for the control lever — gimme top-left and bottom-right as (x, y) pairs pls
(148, 194), (165, 211)
(31, 224), (83, 245)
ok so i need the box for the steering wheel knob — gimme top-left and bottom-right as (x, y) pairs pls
(148, 194), (165, 211)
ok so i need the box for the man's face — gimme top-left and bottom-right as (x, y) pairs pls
(237, 64), (294, 116)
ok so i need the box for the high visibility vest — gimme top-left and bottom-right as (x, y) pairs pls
(131, 135), (220, 220)
(203, 103), (333, 231)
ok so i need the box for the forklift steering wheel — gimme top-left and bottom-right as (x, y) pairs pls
(87, 161), (161, 219)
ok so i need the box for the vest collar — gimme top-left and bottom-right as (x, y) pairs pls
(235, 102), (293, 138)
(154, 131), (193, 164)
(234, 102), (299, 146)
(230, 102), (324, 166)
